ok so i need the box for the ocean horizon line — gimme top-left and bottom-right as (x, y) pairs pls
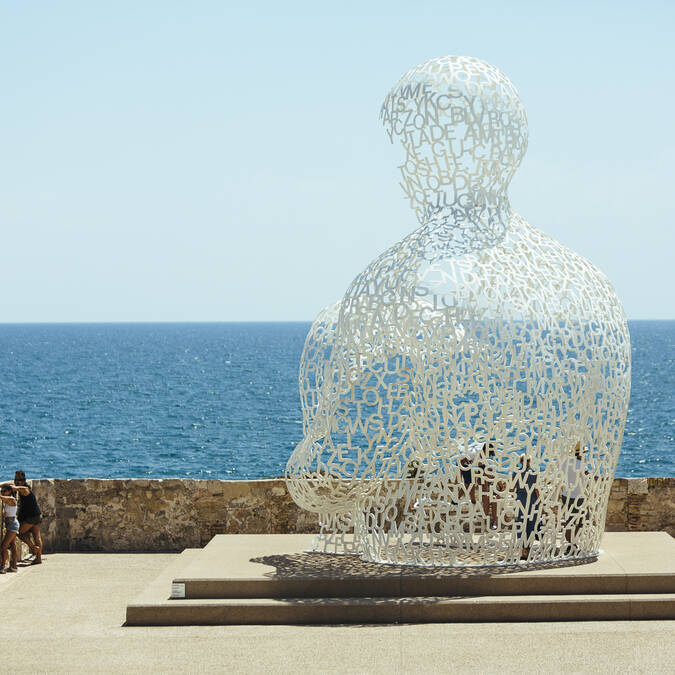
(0, 320), (316, 326)
(0, 318), (673, 326)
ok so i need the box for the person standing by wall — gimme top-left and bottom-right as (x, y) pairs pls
(5, 470), (43, 564)
(0, 485), (19, 573)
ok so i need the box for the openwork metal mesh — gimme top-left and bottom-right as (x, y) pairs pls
(286, 56), (631, 566)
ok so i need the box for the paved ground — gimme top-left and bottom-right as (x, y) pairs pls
(1, 553), (674, 674)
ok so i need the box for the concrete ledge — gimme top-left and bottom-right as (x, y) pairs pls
(126, 593), (675, 626)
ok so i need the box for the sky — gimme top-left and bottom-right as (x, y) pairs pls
(1, 1), (673, 322)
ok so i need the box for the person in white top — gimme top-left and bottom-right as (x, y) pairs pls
(561, 443), (590, 546)
(0, 485), (19, 573)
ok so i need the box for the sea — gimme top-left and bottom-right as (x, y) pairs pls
(0, 321), (672, 480)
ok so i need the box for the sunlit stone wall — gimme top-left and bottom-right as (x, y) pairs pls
(26, 477), (673, 553)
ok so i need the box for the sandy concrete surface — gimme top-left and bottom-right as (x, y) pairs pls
(1, 553), (673, 674)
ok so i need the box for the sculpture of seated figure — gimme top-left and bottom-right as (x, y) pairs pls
(286, 55), (630, 566)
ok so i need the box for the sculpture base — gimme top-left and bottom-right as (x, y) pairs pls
(126, 532), (675, 625)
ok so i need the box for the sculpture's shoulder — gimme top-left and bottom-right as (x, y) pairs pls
(342, 227), (423, 305)
(506, 215), (626, 323)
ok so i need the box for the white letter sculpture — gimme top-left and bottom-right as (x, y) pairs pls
(286, 56), (631, 566)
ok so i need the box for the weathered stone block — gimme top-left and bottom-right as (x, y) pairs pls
(628, 478), (649, 495)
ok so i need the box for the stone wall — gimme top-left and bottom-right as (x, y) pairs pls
(604, 477), (674, 535)
(30, 479), (319, 553)
(28, 477), (674, 553)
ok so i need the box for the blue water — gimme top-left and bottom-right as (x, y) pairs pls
(0, 321), (672, 479)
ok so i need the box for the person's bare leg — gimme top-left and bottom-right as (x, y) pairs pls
(572, 520), (583, 548)
(9, 538), (18, 569)
(6, 533), (17, 570)
(490, 502), (498, 529)
(1, 532), (11, 570)
(31, 524), (42, 563)
(481, 492), (490, 519)
(18, 522), (37, 559)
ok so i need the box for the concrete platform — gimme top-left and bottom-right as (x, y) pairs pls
(171, 532), (675, 598)
(126, 532), (675, 625)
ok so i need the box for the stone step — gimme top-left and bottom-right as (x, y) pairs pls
(172, 532), (675, 599)
(175, 570), (675, 599)
(126, 592), (675, 626)
(126, 547), (201, 611)
(125, 532), (675, 626)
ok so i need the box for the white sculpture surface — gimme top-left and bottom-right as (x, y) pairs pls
(286, 56), (631, 566)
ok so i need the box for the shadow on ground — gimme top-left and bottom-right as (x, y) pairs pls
(250, 551), (597, 580)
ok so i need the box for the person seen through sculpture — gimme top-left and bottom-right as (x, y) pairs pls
(561, 444), (594, 551)
(513, 456), (540, 560)
(477, 443), (498, 530)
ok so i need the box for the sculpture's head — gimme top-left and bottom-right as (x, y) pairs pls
(381, 56), (528, 226)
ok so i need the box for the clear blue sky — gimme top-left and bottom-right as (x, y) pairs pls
(1, 1), (673, 321)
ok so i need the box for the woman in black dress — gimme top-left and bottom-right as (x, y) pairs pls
(10, 470), (42, 564)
